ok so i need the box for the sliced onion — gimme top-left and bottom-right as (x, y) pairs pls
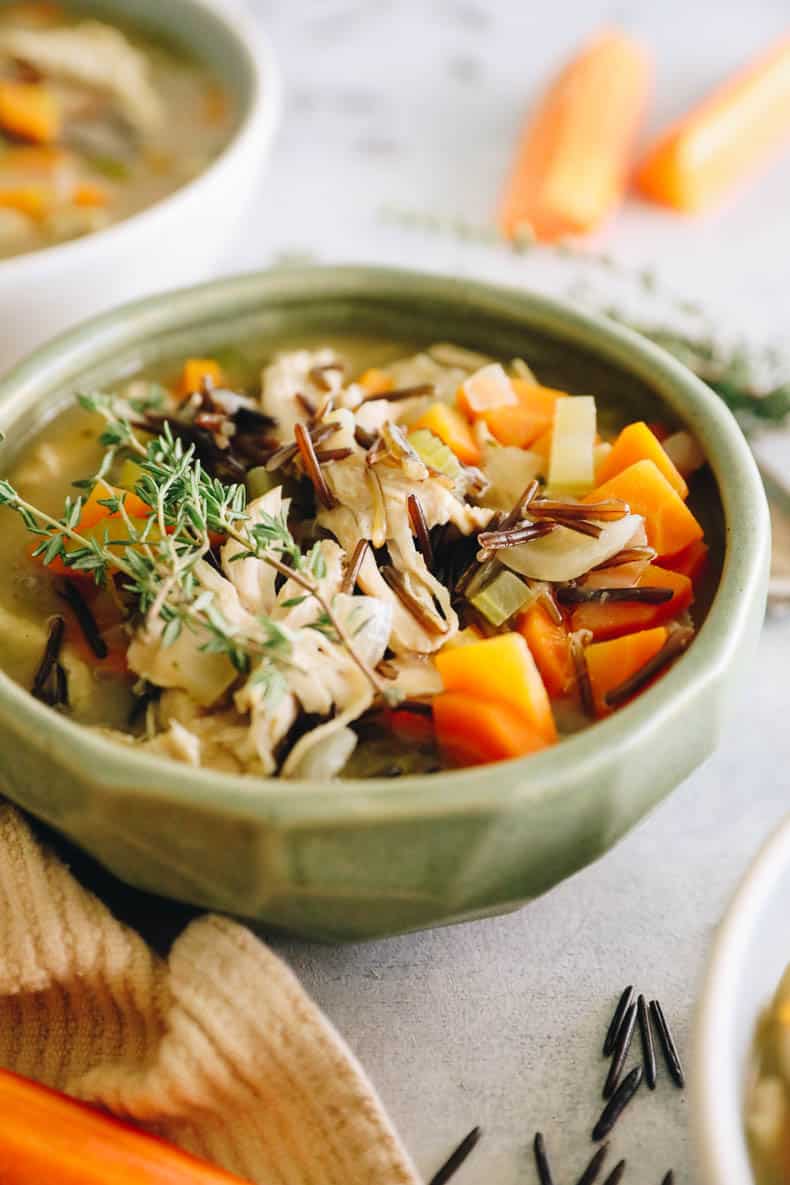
(480, 444), (543, 511)
(497, 514), (643, 583)
(333, 593), (392, 667)
(283, 725), (358, 781)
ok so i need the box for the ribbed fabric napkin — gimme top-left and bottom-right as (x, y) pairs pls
(0, 804), (421, 1185)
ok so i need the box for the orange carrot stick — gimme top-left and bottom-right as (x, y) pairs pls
(499, 29), (652, 241)
(0, 1067), (251, 1185)
(636, 36), (790, 212)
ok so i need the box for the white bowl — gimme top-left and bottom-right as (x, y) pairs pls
(693, 813), (790, 1182)
(0, 0), (280, 368)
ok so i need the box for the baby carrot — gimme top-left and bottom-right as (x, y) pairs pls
(636, 36), (790, 212)
(499, 29), (652, 241)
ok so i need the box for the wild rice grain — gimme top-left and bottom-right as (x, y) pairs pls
(601, 1161), (626, 1185)
(365, 382), (435, 402)
(32, 615), (66, 699)
(603, 986), (634, 1056)
(638, 993), (657, 1090)
(407, 493), (434, 566)
(294, 422), (336, 509)
(604, 1000), (637, 1099)
(650, 1001), (685, 1088)
(575, 1142), (609, 1185)
(593, 1066), (643, 1141)
(57, 580), (108, 659)
(533, 1132), (555, 1185)
(341, 539), (371, 595)
(557, 586), (674, 606)
(427, 1126), (482, 1185)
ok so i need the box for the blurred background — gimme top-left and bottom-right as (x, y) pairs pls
(238, 0), (790, 345)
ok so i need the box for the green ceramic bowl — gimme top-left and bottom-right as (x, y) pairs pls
(0, 267), (770, 941)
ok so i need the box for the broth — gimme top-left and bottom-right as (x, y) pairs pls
(0, 333), (723, 780)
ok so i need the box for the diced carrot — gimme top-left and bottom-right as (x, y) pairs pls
(0, 184), (50, 219)
(530, 426), (553, 462)
(636, 36), (790, 213)
(178, 358), (225, 399)
(380, 707), (435, 746)
(518, 602), (575, 697)
(483, 381), (566, 449)
(456, 364), (518, 419)
(411, 402), (481, 465)
(40, 483), (153, 576)
(0, 1066), (253, 1185)
(596, 421), (688, 499)
(584, 460), (704, 557)
(661, 539), (709, 585)
(73, 182), (109, 208)
(433, 692), (549, 767)
(0, 82), (60, 144)
(570, 565), (693, 641)
(357, 367), (394, 396)
(585, 627), (668, 717)
(436, 632), (557, 742)
(81, 483), (151, 528)
(498, 29), (652, 241)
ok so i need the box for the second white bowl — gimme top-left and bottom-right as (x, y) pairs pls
(693, 813), (790, 1183)
(0, 0), (281, 368)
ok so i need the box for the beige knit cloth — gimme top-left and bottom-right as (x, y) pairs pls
(0, 804), (421, 1185)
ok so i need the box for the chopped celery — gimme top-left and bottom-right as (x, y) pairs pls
(246, 466), (279, 500)
(469, 569), (532, 626)
(548, 396), (597, 493)
(408, 428), (461, 481)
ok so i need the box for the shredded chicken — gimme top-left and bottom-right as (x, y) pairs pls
(0, 21), (162, 136)
(127, 560), (257, 707)
(318, 455), (492, 653)
(260, 348), (345, 443)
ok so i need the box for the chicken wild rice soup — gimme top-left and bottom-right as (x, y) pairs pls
(0, 337), (713, 781)
(0, 1), (234, 258)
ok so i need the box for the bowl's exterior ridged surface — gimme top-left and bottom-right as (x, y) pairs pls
(0, 268), (770, 940)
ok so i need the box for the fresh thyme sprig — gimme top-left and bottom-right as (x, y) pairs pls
(0, 392), (396, 704)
